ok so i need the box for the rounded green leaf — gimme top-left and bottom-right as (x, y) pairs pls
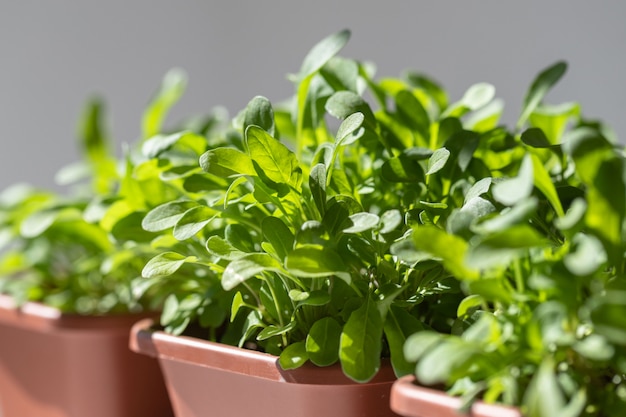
(278, 341), (309, 370)
(343, 212), (380, 234)
(299, 29), (351, 79)
(426, 147), (450, 175)
(244, 96), (275, 136)
(403, 331), (443, 362)
(285, 246), (351, 284)
(492, 155), (534, 206)
(142, 252), (197, 278)
(206, 235), (246, 260)
(416, 339), (476, 386)
(222, 253), (283, 291)
(200, 147), (255, 177)
(20, 209), (58, 238)
(173, 206), (218, 240)
(336, 112), (365, 145)
(379, 209), (403, 234)
(461, 82), (495, 111)
(306, 317), (342, 367)
(142, 200), (199, 232)
(325, 90), (373, 121)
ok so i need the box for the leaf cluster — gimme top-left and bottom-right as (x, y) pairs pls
(0, 70), (212, 314)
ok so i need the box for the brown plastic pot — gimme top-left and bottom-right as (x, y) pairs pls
(0, 294), (173, 417)
(390, 375), (523, 417)
(130, 318), (401, 417)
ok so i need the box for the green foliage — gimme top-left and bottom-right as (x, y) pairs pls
(136, 31), (626, 403)
(0, 69), (225, 316)
(6, 29), (624, 415)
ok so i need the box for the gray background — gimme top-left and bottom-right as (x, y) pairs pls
(1, 1), (624, 191)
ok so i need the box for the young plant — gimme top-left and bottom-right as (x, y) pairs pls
(139, 29), (523, 383)
(401, 62), (626, 416)
(0, 69), (217, 315)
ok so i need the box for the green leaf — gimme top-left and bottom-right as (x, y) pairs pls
(457, 294), (484, 317)
(206, 235), (246, 260)
(143, 131), (188, 158)
(111, 211), (157, 242)
(416, 339), (477, 386)
(340, 296), (384, 382)
(343, 212), (380, 234)
(222, 253), (283, 291)
(379, 209), (403, 234)
(160, 294), (180, 326)
(320, 56), (359, 92)
(298, 29), (351, 80)
(531, 154), (564, 217)
(279, 341), (309, 370)
(464, 178), (492, 204)
(403, 331), (442, 362)
(412, 226), (478, 280)
(529, 102), (580, 144)
(462, 83), (495, 110)
(200, 147), (256, 177)
(257, 321), (297, 341)
(517, 61), (568, 129)
(464, 98), (504, 132)
(325, 91), (374, 122)
(78, 97), (113, 167)
(563, 233), (606, 276)
(142, 252), (197, 278)
(524, 358), (565, 417)
(381, 156), (425, 183)
(468, 278), (514, 304)
(285, 246), (351, 284)
(521, 127), (553, 148)
(591, 301), (626, 346)
(262, 216), (295, 261)
(173, 205), (218, 240)
(573, 334), (615, 361)
(555, 198), (586, 232)
(336, 112), (365, 146)
(443, 83), (495, 118)
(244, 96), (275, 136)
(472, 197), (537, 234)
(384, 306), (425, 376)
(395, 90), (430, 139)
(20, 209), (59, 238)
(466, 225), (547, 270)
(246, 125), (302, 187)
(142, 200), (199, 232)
(404, 71), (448, 112)
(296, 290), (331, 307)
(426, 147), (450, 175)
(142, 68), (187, 139)
(492, 154), (534, 206)
(306, 317), (342, 366)
(230, 291), (245, 322)
(309, 163), (327, 216)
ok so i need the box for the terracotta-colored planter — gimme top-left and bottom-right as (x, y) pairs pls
(130, 318), (400, 417)
(390, 375), (522, 417)
(0, 295), (173, 417)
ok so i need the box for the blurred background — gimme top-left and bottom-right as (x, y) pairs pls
(1, 1), (624, 191)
